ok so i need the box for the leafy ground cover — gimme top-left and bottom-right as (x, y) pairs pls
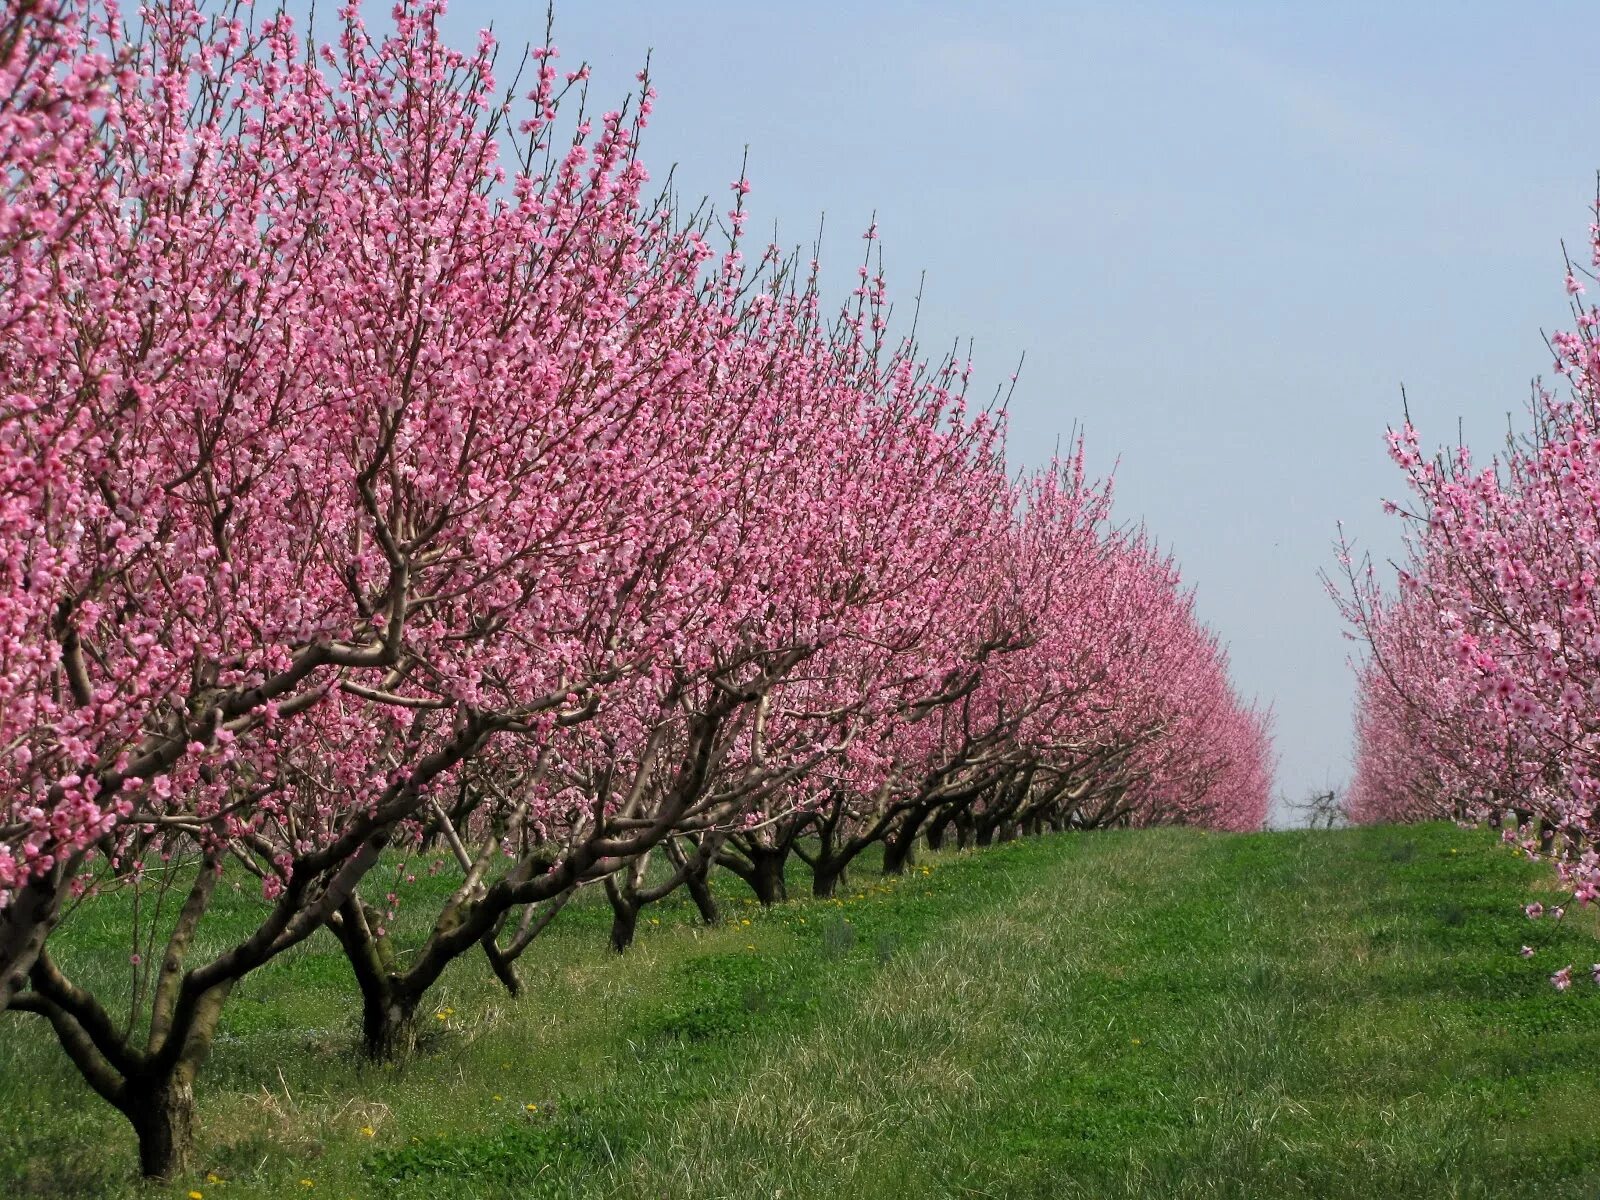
(4, 823), (1599, 1198)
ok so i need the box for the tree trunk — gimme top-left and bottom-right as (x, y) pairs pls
(125, 1075), (197, 1181)
(684, 865), (720, 925)
(330, 898), (420, 1062)
(811, 858), (844, 899)
(609, 898), (640, 953)
(741, 848), (788, 906)
(954, 813), (975, 849)
(882, 828), (918, 876)
(362, 994), (420, 1062)
(925, 814), (951, 852)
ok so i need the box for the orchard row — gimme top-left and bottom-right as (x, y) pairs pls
(0, 0), (1272, 1180)
(1339, 195), (1600, 941)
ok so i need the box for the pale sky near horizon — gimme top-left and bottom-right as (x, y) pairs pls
(432, 0), (1597, 822)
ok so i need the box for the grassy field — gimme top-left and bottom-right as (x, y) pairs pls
(5, 823), (1600, 1198)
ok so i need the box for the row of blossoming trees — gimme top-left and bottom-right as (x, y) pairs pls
(0, 0), (1272, 1179)
(1338, 193), (1600, 926)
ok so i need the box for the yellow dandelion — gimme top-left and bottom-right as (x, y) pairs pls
(1130, 1038), (1142, 1045)
(525, 1103), (538, 1113)
(493, 1095), (502, 1101)
(205, 1174), (221, 1184)
(300, 1181), (315, 1190)
(189, 1192), (204, 1199)
(359, 1125), (375, 1138)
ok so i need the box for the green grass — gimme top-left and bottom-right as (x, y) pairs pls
(5, 824), (1600, 1198)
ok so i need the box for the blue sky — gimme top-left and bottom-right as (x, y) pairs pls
(436, 1), (1597, 818)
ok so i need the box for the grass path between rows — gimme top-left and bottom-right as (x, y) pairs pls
(6, 824), (1600, 1198)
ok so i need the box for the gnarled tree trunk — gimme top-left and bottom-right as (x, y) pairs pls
(719, 843), (789, 906)
(881, 823), (920, 875)
(123, 1074), (198, 1181)
(605, 875), (643, 953)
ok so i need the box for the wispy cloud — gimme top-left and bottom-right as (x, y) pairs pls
(1140, 9), (1421, 169)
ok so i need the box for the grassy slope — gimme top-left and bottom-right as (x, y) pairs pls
(4, 823), (1600, 1198)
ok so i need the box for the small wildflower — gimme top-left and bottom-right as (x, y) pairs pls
(746, 944), (757, 951)
(1130, 1038), (1141, 1045)
(189, 1192), (203, 1199)
(300, 1181), (315, 1190)
(359, 1126), (375, 1138)
(525, 1104), (538, 1112)
(493, 1095), (502, 1101)
(740, 919), (751, 927)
